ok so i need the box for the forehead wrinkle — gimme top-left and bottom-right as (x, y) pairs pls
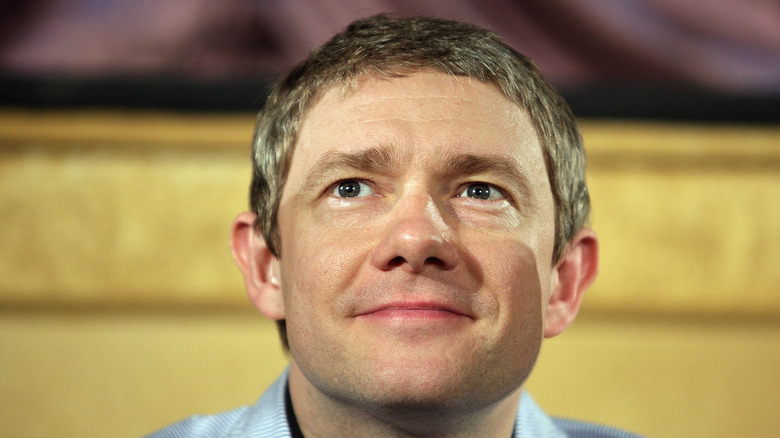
(346, 94), (480, 105)
(352, 98), (501, 122)
(357, 116), (494, 123)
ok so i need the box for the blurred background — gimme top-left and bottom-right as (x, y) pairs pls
(2, 0), (778, 118)
(0, 1), (778, 437)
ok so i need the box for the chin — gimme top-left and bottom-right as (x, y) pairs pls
(361, 355), (527, 414)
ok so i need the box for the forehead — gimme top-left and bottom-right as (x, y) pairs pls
(289, 71), (546, 182)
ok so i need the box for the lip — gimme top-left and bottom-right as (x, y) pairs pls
(355, 301), (473, 320)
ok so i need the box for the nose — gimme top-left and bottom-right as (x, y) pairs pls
(371, 193), (459, 273)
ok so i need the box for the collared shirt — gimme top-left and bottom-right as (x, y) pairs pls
(146, 369), (643, 438)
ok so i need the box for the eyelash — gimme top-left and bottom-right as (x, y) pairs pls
(455, 182), (507, 201)
(329, 179), (376, 199)
(328, 179), (509, 204)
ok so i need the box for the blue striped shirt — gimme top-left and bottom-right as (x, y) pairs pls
(146, 369), (643, 437)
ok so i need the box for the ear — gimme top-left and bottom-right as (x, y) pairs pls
(229, 212), (285, 320)
(544, 227), (598, 338)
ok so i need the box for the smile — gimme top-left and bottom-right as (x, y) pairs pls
(356, 302), (473, 321)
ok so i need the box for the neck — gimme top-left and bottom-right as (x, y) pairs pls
(288, 362), (521, 438)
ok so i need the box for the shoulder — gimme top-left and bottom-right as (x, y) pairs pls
(552, 417), (646, 438)
(516, 392), (644, 438)
(144, 370), (291, 438)
(144, 407), (250, 438)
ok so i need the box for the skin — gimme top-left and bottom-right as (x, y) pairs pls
(231, 71), (598, 438)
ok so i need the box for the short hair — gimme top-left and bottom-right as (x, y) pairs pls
(249, 14), (590, 346)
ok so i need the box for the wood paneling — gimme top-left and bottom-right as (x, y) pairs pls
(0, 144), (250, 306)
(0, 309), (288, 438)
(527, 314), (780, 438)
(0, 110), (251, 149)
(588, 155), (780, 315)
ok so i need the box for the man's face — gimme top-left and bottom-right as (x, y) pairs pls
(275, 71), (557, 410)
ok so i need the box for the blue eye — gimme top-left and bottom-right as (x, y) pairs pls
(458, 183), (504, 200)
(333, 180), (374, 198)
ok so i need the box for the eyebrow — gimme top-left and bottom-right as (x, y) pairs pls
(300, 145), (408, 194)
(436, 153), (532, 198)
(299, 144), (533, 198)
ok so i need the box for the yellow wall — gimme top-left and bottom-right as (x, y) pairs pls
(1, 110), (778, 437)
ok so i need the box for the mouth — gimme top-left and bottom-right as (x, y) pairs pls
(355, 301), (473, 321)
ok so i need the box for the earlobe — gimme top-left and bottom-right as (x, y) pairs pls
(544, 227), (599, 338)
(230, 212), (285, 320)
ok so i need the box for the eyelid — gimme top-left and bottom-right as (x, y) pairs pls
(329, 179), (376, 198)
(456, 182), (508, 201)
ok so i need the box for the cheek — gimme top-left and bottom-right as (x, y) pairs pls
(278, 217), (370, 323)
(464, 237), (545, 388)
(471, 235), (547, 334)
(499, 253), (545, 374)
(505, 250), (545, 321)
(280, 234), (371, 371)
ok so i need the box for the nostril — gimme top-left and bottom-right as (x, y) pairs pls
(388, 256), (405, 268)
(424, 257), (446, 267)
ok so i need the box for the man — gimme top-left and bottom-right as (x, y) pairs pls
(149, 15), (641, 438)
